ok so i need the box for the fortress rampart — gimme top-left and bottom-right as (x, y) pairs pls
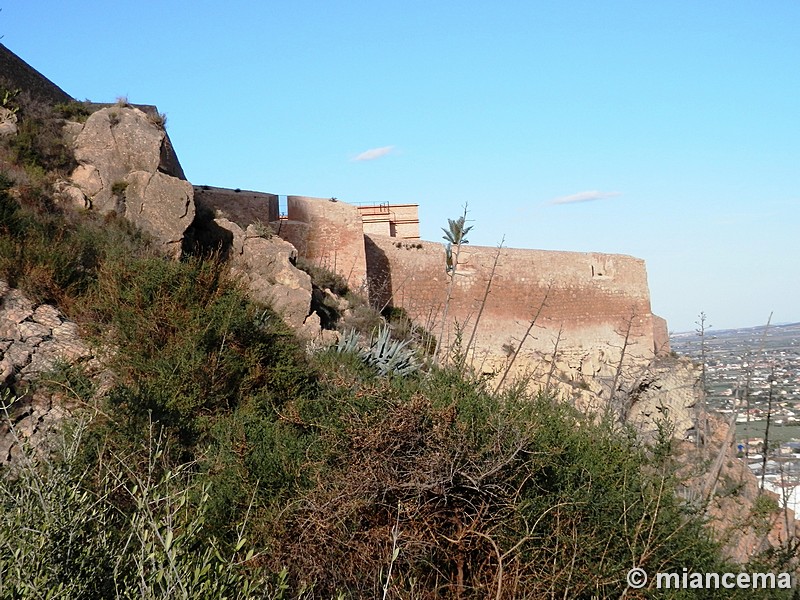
(194, 186), (279, 225)
(274, 196), (368, 289)
(0, 43), (72, 105)
(1, 40), (669, 391)
(366, 235), (665, 382)
(1, 43), (670, 380)
(190, 186), (670, 382)
(0, 42), (694, 439)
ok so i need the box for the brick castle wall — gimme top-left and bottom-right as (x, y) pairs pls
(279, 196), (368, 289)
(366, 234), (660, 375)
(652, 315), (671, 355)
(181, 185), (670, 383)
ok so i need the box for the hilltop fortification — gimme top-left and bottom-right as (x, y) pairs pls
(6, 46), (800, 587)
(2, 44), (687, 436)
(251, 195), (678, 424)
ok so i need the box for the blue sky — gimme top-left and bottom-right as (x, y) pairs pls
(4, 1), (798, 332)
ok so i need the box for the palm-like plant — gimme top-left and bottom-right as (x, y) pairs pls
(435, 207), (471, 363)
(442, 215), (472, 246)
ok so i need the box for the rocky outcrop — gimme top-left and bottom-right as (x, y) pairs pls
(626, 357), (699, 439)
(676, 415), (800, 565)
(0, 107), (18, 137)
(190, 191), (337, 342)
(214, 217), (336, 343)
(0, 387), (72, 464)
(0, 280), (94, 464)
(533, 349), (699, 439)
(219, 218), (312, 327)
(68, 106), (194, 254)
(0, 280), (91, 384)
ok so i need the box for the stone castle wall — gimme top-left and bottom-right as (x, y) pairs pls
(274, 196), (368, 290)
(190, 190), (369, 289)
(0, 43), (72, 105)
(190, 182), (666, 380)
(1, 43), (669, 373)
(194, 186), (279, 225)
(2, 43), (692, 443)
(652, 315), (671, 355)
(366, 234), (661, 384)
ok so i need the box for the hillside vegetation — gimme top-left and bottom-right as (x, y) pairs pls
(0, 83), (795, 599)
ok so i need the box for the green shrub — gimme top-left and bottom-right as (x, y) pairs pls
(384, 304), (437, 355)
(147, 110), (167, 130)
(3, 91), (76, 175)
(261, 372), (745, 598)
(110, 180), (128, 196)
(294, 256), (387, 334)
(1, 83), (20, 113)
(0, 403), (268, 599)
(294, 256), (349, 297)
(339, 300), (382, 334)
(88, 255), (313, 453)
(0, 177), (152, 307)
(54, 100), (93, 122)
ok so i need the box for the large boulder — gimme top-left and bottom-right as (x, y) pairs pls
(0, 107), (18, 137)
(216, 217), (314, 331)
(69, 106), (194, 254)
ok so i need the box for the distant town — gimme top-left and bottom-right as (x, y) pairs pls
(671, 321), (800, 509)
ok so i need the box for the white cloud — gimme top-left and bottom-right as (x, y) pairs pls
(353, 145), (395, 161)
(549, 190), (621, 205)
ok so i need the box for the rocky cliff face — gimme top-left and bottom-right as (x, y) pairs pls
(68, 106), (194, 255)
(538, 352), (700, 439)
(676, 414), (800, 565)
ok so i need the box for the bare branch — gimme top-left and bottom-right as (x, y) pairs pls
(494, 284), (551, 393)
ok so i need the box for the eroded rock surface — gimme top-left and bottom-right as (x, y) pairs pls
(0, 106), (18, 137)
(69, 106), (194, 254)
(626, 357), (699, 440)
(216, 217), (315, 330)
(0, 281), (90, 384)
(0, 280), (93, 463)
(193, 193), (336, 342)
